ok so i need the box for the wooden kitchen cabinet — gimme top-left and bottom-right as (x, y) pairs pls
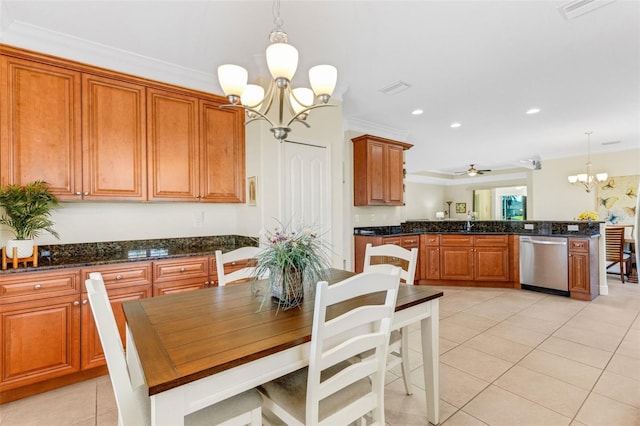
(440, 234), (475, 280)
(568, 237), (599, 300)
(0, 269), (82, 393)
(1, 45), (245, 204)
(474, 235), (510, 281)
(199, 99), (245, 203)
(79, 263), (152, 369)
(0, 55), (82, 198)
(353, 234), (419, 282)
(420, 234), (441, 280)
(423, 234), (510, 284)
(82, 74), (147, 201)
(352, 134), (413, 206)
(147, 92), (245, 202)
(147, 88), (200, 201)
(152, 256), (210, 295)
(208, 255), (255, 286)
(81, 284), (151, 369)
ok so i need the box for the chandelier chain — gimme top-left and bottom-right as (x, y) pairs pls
(272, 0), (284, 31)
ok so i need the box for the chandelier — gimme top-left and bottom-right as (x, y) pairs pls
(217, 0), (337, 141)
(567, 132), (608, 193)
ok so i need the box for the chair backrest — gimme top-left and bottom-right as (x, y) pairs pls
(605, 227), (625, 261)
(85, 273), (149, 426)
(215, 247), (261, 286)
(306, 269), (400, 425)
(363, 243), (418, 285)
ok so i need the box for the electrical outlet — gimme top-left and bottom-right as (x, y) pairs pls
(567, 224), (579, 231)
(524, 224), (534, 230)
(40, 250), (51, 257)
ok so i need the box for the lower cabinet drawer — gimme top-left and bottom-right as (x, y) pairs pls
(153, 256), (209, 283)
(153, 278), (209, 296)
(0, 269), (81, 304)
(81, 262), (152, 290)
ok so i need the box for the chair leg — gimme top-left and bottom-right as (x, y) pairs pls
(621, 260), (626, 283)
(400, 326), (413, 395)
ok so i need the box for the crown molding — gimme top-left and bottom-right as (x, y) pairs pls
(344, 117), (409, 142)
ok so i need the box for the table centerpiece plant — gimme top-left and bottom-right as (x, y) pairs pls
(0, 180), (60, 259)
(253, 223), (331, 311)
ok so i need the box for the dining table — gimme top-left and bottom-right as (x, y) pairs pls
(122, 268), (444, 425)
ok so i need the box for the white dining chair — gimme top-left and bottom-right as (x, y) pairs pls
(85, 272), (262, 426)
(363, 243), (418, 395)
(258, 269), (400, 425)
(215, 247), (262, 286)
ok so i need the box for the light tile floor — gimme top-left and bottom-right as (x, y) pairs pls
(1, 277), (638, 426)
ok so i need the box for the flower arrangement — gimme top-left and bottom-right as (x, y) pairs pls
(253, 224), (331, 311)
(576, 211), (599, 221)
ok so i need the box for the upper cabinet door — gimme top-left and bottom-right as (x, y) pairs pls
(199, 99), (245, 203)
(0, 56), (82, 199)
(386, 144), (405, 204)
(82, 74), (147, 201)
(147, 88), (199, 201)
(352, 134), (412, 206)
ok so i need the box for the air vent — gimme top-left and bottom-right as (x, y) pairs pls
(558, 0), (616, 20)
(379, 81), (411, 96)
(601, 140), (621, 146)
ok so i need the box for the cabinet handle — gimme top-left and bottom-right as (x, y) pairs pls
(205, 281), (210, 286)
(75, 191), (81, 196)
(116, 275), (122, 280)
(83, 192), (89, 196)
(82, 299), (88, 305)
(34, 284), (42, 290)
(180, 267), (185, 272)
(73, 301), (80, 306)
(231, 261), (236, 266)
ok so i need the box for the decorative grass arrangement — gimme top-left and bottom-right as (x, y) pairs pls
(253, 223), (331, 311)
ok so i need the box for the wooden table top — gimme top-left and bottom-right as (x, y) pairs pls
(122, 269), (443, 395)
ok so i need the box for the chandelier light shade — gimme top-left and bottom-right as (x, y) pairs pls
(567, 132), (608, 193)
(217, 0), (337, 141)
(217, 65), (248, 100)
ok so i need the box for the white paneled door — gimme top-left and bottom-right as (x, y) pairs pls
(281, 141), (331, 247)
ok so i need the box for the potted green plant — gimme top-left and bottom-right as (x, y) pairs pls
(254, 223), (331, 311)
(0, 180), (60, 258)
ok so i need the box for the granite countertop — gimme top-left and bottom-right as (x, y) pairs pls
(0, 235), (258, 274)
(355, 220), (602, 238)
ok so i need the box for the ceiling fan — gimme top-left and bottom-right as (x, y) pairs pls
(455, 164), (492, 177)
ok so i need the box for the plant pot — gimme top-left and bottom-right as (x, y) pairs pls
(270, 267), (304, 310)
(5, 239), (35, 259)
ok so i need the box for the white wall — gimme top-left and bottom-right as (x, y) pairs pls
(531, 148), (640, 220)
(405, 180), (447, 220)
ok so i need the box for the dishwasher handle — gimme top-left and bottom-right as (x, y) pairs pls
(520, 238), (567, 246)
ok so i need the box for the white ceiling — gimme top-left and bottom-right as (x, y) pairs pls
(1, 0), (639, 176)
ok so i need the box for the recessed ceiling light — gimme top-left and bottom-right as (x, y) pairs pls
(412, 109), (423, 115)
(526, 108), (541, 115)
(450, 122), (461, 128)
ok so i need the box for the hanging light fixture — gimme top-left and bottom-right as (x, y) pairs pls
(217, 0), (337, 141)
(567, 131), (608, 193)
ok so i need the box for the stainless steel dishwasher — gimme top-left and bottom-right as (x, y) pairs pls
(519, 236), (569, 296)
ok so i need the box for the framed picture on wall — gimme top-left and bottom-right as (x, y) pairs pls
(248, 176), (257, 206)
(455, 202), (466, 214)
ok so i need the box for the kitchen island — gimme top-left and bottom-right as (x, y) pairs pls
(354, 220), (602, 301)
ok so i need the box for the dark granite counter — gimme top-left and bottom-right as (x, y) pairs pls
(0, 235), (258, 274)
(354, 220), (601, 238)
